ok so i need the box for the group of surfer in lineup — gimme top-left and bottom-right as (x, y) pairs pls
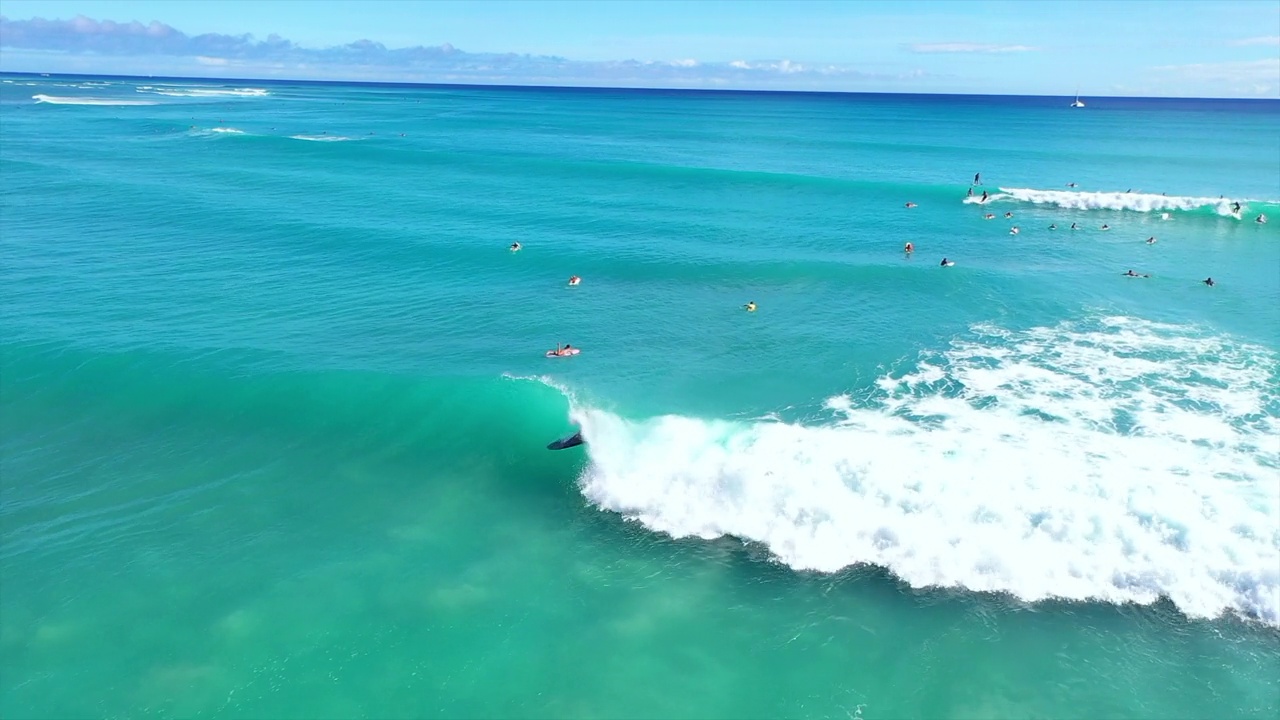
(524, 171), (1261, 358)
(901, 171), (1262, 289)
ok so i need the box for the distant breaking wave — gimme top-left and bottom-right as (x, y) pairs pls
(136, 86), (270, 98)
(290, 134), (358, 142)
(32, 94), (157, 106)
(966, 187), (1274, 216)
(558, 316), (1280, 627)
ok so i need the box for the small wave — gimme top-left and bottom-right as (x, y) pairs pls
(290, 134), (357, 142)
(137, 86), (270, 98)
(562, 316), (1280, 626)
(966, 187), (1270, 217)
(208, 127), (245, 134)
(32, 94), (158, 106)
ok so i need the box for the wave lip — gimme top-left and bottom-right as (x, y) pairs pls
(967, 187), (1271, 216)
(569, 316), (1280, 626)
(32, 94), (157, 106)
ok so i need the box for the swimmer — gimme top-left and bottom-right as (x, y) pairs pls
(567, 275), (581, 286)
(1048, 223), (1058, 230)
(903, 242), (914, 254)
(1101, 224), (1110, 231)
(1122, 270), (1149, 278)
(940, 258), (955, 267)
(1003, 212), (1013, 219)
(1146, 236), (1157, 244)
(1203, 277), (1215, 287)
(509, 242), (522, 252)
(1009, 226), (1020, 235)
(744, 301), (757, 312)
(984, 213), (995, 220)
(1257, 214), (1268, 224)
(905, 202), (918, 208)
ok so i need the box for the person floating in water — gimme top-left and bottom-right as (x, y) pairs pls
(903, 242), (914, 254)
(1049, 223), (1058, 230)
(940, 258), (955, 267)
(509, 242), (522, 252)
(744, 301), (757, 312)
(1122, 270), (1149, 278)
(1203, 277), (1215, 287)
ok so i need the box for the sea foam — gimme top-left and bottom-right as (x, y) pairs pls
(32, 94), (157, 106)
(965, 187), (1265, 216)
(567, 316), (1280, 626)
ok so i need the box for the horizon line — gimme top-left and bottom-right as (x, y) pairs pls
(4, 70), (1277, 103)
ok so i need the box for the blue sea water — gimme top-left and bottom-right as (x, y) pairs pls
(2, 74), (1279, 718)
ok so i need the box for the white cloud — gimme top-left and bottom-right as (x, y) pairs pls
(195, 56), (228, 66)
(1149, 58), (1280, 97)
(907, 43), (1038, 54)
(1228, 36), (1280, 47)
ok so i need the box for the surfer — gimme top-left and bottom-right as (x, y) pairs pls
(1070, 222), (1079, 230)
(1203, 277), (1215, 287)
(1004, 211), (1013, 219)
(1146, 236), (1157, 244)
(1257, 214), (1268, 224)
(744, 301), (757, 312)
(1066, 182), (1078, 188)
(974, 173), (981, 185)
(1101, 224), (1111, 231)
(549, 343), (576, 356)
(905, 202), (918, 208)
(1122, 270), (1149, 278)
(568, 275), (581, 286)
(510, 242), (522, 252)
(904, 242), (914, 254)
(984, 213), (995, 220)
(981, 190), (989, 203)
(1009, 226), (1020, 235)
(1049, 223), (1058, 230)
(1232, 201), (1241, 214)
(940, 258), (955, 267)
(967, 187), (973, 198)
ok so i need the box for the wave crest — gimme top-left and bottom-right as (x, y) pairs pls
(965, 187), (1272, 216)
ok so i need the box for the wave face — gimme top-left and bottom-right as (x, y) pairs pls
(967, 187), (1278, 216)
(569, 316), (1280, 626)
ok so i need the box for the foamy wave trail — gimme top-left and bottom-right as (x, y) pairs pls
(137, 86), (270, 98)
(568, 316), (1280, 626)
(32, 94), (158, 106)
(290, 134), (357, 142)
(966, 187), (1273, 217)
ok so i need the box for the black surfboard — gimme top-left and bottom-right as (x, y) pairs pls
(546, 431), (584, 450)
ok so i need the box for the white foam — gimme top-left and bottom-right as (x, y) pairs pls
(32, 94), (157, 106)
(137, 86), (270, 98)
(208, 127), (245, 134)
(568, 316), (1280, 626)
(290, 134), (357, 142)
(966, 187), (1264, 217)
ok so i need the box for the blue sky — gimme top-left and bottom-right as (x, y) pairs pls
(1, 1), (1277, 97)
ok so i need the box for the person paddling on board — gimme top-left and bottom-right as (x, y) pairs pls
(940, 258), (955, 267)
(1203, 277), (1215, 287)
(1049, 223), (1058, 230)
(904, 242), (914, 254)
(1123, 270), (1149, 278)
(510, 242), (521, 252)
(744, 301), (757, 312)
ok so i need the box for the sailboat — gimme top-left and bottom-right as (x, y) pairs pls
(1070, 89), (1085, 108)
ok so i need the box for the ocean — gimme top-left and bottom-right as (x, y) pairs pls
(1, 73), (1278, 719)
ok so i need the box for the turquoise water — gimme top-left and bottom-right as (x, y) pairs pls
(2, 74), (1279, 718)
